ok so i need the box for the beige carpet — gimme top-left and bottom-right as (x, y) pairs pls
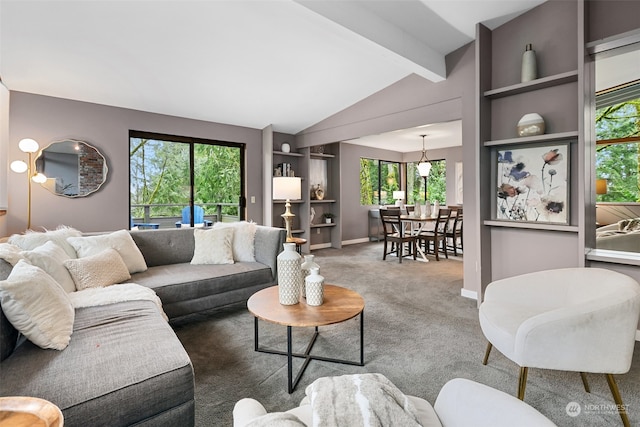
(172, 241), (640, 426)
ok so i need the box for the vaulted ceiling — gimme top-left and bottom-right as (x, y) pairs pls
(0, 0), (545, 149)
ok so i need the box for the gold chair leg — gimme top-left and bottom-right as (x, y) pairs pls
(482, 342), (492, 365)
(580, 372), (590, 393)
(606, 374), (630, 427)
(517, 367), (528, 400)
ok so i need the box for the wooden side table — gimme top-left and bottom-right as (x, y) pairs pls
(248, 284), (365, 393)
(0, 396), (63, 427)
(287, 237), (307, 254)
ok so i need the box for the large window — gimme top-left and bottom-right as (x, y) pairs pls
(596, 96), (640, 202)
(359, 158), (401, 205)
(407, 160), (446, 205)
(129, 131), (245, 228)
(359, 157), (446, 205)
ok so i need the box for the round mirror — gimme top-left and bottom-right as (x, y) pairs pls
(35, 139), (108, 197)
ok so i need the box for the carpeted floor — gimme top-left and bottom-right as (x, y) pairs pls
(172, 242), (640, 426)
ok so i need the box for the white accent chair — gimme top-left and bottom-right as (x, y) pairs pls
(479, 267), (640, 427)
(233, 378), (557, 427)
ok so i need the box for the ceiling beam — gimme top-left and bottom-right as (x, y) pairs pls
(294, 0), (447, 82)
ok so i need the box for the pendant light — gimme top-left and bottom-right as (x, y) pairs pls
(417, 134), (432, 177)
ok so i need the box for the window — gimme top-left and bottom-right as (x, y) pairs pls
(595, 96), (640, 202)
(359, 158), (400, 205)
(407, 160), (446, 205)
(129, 131), (245, 228)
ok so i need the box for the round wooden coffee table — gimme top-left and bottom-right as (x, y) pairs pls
(248, 284), (365, 393)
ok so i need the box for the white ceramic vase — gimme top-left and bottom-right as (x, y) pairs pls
(277, 242), (301, 305)
(521, 43), (537, 82)
(300, 254), (319, 298)
(432, 200), (440, 218)
(305, 267), (324, 306)
(414, 203), (421, 218)
(517, 113), (545, 137)
(422, 203), (430, 219)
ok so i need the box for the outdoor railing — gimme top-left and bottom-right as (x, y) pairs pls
(131, 203), (241, 228)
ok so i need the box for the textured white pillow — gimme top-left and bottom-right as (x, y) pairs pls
(0, 243), (23, 266)
(21, 241), (76, 293)
(67, 229), (147, 274)
(0, 260), (74, 350)
(64, 248), (131, 290)
(191, 228), (235, 265)
(8, 226), (81, 258)
(213, 221), (257, 262)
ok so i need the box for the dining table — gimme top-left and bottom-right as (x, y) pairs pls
(400, 214), (436, 262)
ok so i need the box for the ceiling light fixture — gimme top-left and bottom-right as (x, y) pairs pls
(417, 134), (432, 178)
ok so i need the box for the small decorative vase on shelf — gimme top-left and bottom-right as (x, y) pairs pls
(300, 255), (319, 298)
(521, 43), (537, 83)
(305, 267), (324, 306)
(432, 200), (440, 218)
(277, 243), (301, 305)
(517, 113), (545, 137)
(281, 142), (291, 153)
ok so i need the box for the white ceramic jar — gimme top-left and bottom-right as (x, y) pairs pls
(300, 255), (319, 298)
(277, 242), (301, 305)
(305, 267), (324, 306)
(517, 113), (545, 137)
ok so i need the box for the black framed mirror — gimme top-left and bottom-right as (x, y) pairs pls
(35, 139), (108, 197)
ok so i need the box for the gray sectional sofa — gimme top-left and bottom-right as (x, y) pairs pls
(0, 225), (286, 426)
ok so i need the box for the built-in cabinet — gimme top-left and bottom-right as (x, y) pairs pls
(476, 0), (585, 285)
(269, 135), (341, 253)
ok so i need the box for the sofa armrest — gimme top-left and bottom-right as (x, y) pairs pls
(434, 378), (557, 427)
(254, 226), (286, 280)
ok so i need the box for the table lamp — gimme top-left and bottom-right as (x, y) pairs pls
(393, 191), (405, 207)
(273, 177), (302, 242)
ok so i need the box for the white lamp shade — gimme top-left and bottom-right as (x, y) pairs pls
(418, 161), (432, 177)
(273, 177), (301, 200)
(18, 138), (39, 153)
(10, 160), (28, 173)
(393, 191), (405, 200)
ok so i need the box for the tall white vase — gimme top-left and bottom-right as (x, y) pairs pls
(521, 43), (537, 83)
(277, 243), (301, 305)
(432, 200), (440, 218)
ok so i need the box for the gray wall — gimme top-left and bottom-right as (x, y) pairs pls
(7, 92), (264, 235)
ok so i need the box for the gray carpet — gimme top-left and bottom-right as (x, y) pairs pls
(172, 242), (640, 426)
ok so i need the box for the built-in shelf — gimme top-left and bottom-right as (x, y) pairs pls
(484, 220), (579, 232)
(310, 152), (335, 159)
(273, 199), (305, 204)
(310, 199), (336, 203)
(484, 70), (578, 99)
(273, 151), (304, 157)
(483, 131), (579, 147)
(310, 223), (336, 228)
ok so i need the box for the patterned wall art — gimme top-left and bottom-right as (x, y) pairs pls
(495, 143), (569, 224)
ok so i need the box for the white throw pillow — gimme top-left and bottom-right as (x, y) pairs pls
(8, 226), (81, 258)
(213, 221), (257, 262)
(0, 260), (74, 350)
(64, 248), (132, 290)
(21, 241), (76, 293)
(0, 243), (23, 266)
(67, 229), (147, 274)
(191, 228), (235, 265)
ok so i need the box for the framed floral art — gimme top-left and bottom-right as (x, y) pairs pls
(494, 143), (569, 224)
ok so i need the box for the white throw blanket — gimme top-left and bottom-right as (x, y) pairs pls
(69, 283), (168, 321)
(305, 373), (422, 427)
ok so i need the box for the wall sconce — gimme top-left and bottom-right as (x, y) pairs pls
(10, 138), (46, 229)
(273, 177), (302, 242)
(596, 179), (608, 195)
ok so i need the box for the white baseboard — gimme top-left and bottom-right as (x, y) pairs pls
(461, 288), (478, 300)
(309, 243), (332, 251)
(342, 238), (370, 246)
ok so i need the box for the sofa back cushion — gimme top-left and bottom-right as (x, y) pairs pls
(130, 228), (195, 267)
(0, 259), (18, 362)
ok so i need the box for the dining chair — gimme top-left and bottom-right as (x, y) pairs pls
(418, 208), (451, 261)
(446, 207), (463, 256)
(379, 208), (417, 263)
